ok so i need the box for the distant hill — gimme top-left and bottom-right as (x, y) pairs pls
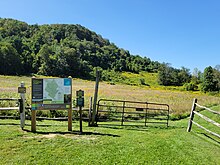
(0, 18), (161, 78)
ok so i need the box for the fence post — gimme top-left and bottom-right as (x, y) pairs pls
(20, 82), (25, 129)
(121, 101), (125, 126)
(187, 98), (197, 132)
(88, 97), (93, 126)
(91, 70), (100, 126)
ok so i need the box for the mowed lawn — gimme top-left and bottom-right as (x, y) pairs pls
(0, 75), (220, 164)
(0, 118), (219, 164)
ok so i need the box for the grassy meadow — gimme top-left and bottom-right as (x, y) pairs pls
(0, 74), (220, 117)
(0, 74), (220, 164)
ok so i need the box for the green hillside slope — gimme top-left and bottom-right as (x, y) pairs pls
(0, 18), (160, 78)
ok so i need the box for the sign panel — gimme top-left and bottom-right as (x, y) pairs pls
(32, 78), (72, 110)
(18, 87), (26, 93)
(76, 90), (84, 107)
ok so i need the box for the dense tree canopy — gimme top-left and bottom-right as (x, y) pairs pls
(201, 66), (219, 92)
(0, 18), (160, 78)
(158, 63), (191, 86)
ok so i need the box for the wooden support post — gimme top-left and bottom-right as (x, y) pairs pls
(31, 110), (36, 132)
(187, 98), (197, 132)
(68, 77), (73, 131)
(91, 70), (100, 126)
(79, 106), (83, 133)
(121, 101), (125, 126)
(144, 103), (148, 127)
(88, 97), (93, 126)
(68, 108), (72, 131)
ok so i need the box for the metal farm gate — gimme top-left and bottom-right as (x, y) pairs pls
(96, 99), (169, 127)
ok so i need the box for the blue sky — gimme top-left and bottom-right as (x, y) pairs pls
(1, 0), (220, 72)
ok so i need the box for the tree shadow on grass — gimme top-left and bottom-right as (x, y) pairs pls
(0, 123), (63, 127)
(192, 132), (220, 145)
(22, 128), (120, 137)
(0, 122), (21, 126)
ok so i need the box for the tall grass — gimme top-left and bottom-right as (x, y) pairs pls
(0, 75), (220, 117)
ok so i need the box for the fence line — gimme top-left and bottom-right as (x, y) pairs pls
(0, 107), (19, 110)
(0, 98), (20, 111)
(187, 98), (220, 138)
(195, 103), (220, 115)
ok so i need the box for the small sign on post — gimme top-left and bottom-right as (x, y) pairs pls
(18, 86), (26, 94)
(76, 90), (84, 133)
(76, 90), (84, 107)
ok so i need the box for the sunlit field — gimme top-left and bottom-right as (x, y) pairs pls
(0, 75), (220, 164)
(0, 75), (220, 117)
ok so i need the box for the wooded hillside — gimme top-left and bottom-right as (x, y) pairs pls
(1, 18), (220, 92)
(0, 18), (160, 78)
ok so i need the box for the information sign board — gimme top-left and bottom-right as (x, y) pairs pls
(31, 78), (72, 110)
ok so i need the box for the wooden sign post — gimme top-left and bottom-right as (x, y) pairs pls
(18, 81), (26, 130)
(76, 90), (84, 133)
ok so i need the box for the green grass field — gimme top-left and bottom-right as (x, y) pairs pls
(0, 117), (219, 164)
(0, 75), (220, 164)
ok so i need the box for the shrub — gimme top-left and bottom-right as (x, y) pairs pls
(139, 78), (146, 85)
(184, 82), (198, 91)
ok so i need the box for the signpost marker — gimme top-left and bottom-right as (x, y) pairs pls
(76, 90), (84, 133)
(18, 82), (26, 130)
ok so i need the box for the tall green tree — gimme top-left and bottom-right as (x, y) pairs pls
(178, 67), (191, 85)
(191, 68), (202, 84)
(201, 66), (218, 92)
(213, 65), (220, 90)
(0, 42), (23, 75)
(158, 63), (173, 86)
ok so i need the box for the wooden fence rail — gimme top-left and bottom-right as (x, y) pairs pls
(187, 98), (220, 138)
(0, 98), (19, 111)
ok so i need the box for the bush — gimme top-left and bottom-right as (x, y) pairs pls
(139, 78), (146, 85)
(169, 113), (189, 121)
(184, 82), (198, 91)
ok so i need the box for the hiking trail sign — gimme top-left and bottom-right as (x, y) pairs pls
(31, 77), (72, 132)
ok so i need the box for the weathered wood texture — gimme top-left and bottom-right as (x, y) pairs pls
(187, 98), (220, 139)
(192, 121), (220, 138)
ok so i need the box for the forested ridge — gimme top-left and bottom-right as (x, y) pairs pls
(0, 18), (160, 77)
(0, 18), (220, 92)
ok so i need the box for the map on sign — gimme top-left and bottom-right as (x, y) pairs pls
(32, 78), (72, 110)
(44, 79), (64, 103)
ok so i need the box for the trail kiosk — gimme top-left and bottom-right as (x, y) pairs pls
(31, 77), (72, 132)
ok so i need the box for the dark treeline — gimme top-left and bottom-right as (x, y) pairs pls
(0, 18), (220, 92)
